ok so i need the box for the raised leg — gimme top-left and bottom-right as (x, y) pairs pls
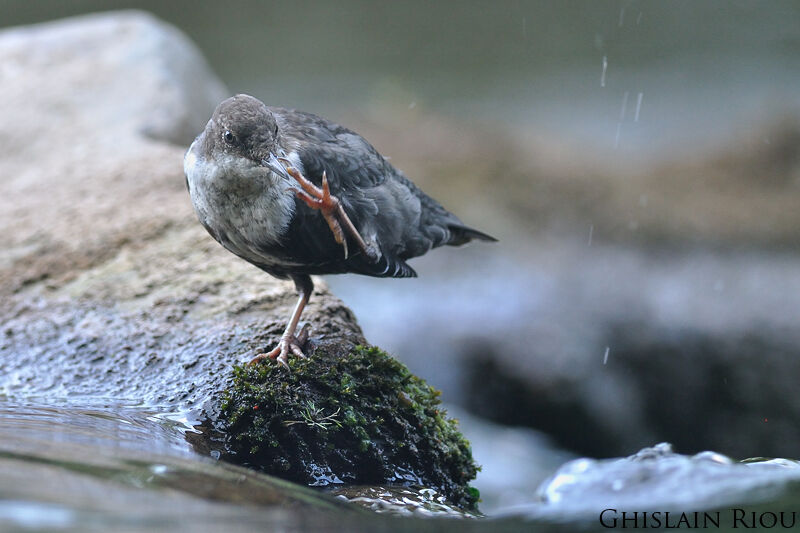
(279, 158), (378, 262)
(249, 275), (313, 369)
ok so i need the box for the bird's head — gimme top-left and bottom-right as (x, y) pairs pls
(198, 94), (289, 179)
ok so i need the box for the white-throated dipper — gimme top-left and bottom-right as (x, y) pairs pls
(184, 94), (496, 368)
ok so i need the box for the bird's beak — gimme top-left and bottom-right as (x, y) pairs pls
(262, 152), (290, 180)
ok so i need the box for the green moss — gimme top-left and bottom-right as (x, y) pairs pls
(219, 345), (480, 509)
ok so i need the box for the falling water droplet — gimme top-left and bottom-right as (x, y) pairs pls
(588, 224), (594, 246)
(601, 56), (608, 87)
(603, 347), (610, 365)
(618, 7), (625, 27)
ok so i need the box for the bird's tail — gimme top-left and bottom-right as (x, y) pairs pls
(447, 224), (498, 246)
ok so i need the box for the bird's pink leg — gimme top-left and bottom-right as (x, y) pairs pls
(279, 159), (376, 261)
(249, 278), (312, 369)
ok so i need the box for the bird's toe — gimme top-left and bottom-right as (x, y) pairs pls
(290, 343), (305, 358)
(275, 351), (291, 370)
(249, 330), (310, 369)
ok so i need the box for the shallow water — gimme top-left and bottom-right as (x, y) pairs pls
(0, 398), (352, 532)
(6, 396), (800, 532)
(0, 398), (505, 531)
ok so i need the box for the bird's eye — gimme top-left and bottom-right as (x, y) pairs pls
(223, 130), (236, 144)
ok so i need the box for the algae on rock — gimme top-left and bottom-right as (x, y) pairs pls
(219, 346), (480, 510)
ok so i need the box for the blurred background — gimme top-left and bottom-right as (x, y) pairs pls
(4, 0), (800, 512)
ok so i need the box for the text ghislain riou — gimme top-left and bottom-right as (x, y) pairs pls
(600, 508), (798, 529)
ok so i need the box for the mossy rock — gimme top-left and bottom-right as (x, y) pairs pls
(219, 345), (480, 510)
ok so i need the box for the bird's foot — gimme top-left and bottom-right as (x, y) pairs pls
(279, 158), (378, 262)
(249, 323), (311, 369)
(287, 168), (349, 257)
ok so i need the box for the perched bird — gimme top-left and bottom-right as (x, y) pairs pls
(184, 94), (495, 367)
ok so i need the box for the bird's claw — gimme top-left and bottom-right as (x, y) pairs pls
(286, 175), (349, 259)
(249, 323), (311, 369)
(278, 160), (375, 262)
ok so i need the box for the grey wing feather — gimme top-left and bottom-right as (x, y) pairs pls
(270, 107), (492, 278)
(270, 107), (391, 190)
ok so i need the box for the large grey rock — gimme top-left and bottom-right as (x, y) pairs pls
(0, 11), (365, 409)
(0, 10), (224, 293)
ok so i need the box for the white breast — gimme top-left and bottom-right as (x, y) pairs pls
(184, 139), (297, 264)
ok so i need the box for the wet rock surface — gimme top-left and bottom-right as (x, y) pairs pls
(1, 223), (365, 408)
